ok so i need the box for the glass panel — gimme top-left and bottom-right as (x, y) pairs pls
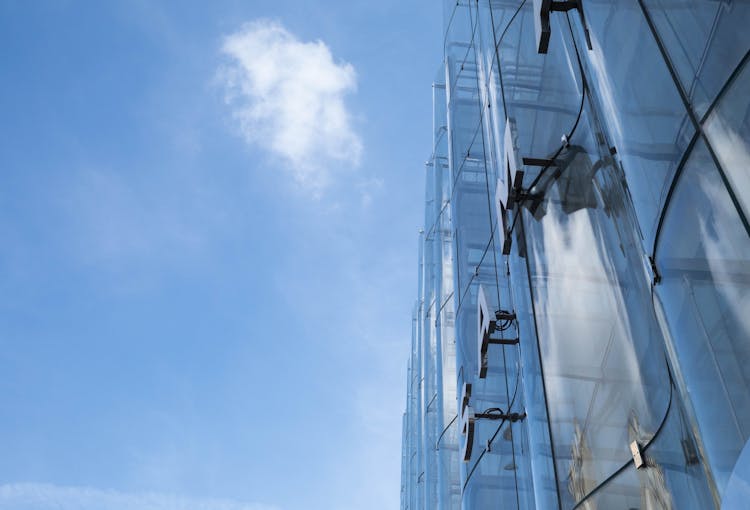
(575, 0), (693, 248)
(501, 5), (582, 162)
(723, 438), (750, 510)
(642, 0), (750, 118)
(655, 139), (750, 499)
(445, 3), (532, 506)
(578, 401), (714, 509)
(704, 58), (750, 222)
(575, 464), (641, 510)
(484, 4), (587, 508)
(522, 105), (673, 506)
(643, 396), (717, 509)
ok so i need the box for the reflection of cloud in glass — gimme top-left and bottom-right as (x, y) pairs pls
(705, 118), (750, 221)
(696, 171), (750, 355)
(586, 34), (624, 146)
(529, 197), (656, 489)
(722, 438), (750, 510)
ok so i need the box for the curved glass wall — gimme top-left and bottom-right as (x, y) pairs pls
(654, 139), (750, 499)
(574, 0), (693, 248)
(477, 4), (584, 507)
(519, 108), (674, 507)
(704, 58), (750, 221)
(444, 2), (534, 508)
(402, 2), (748, 509)
(722, 439), (750, 509)
(401, 72), (462, 510)
(641, 0), (750, 118)
(570, 401), (714, 509)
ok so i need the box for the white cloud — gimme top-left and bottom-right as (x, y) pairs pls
(220, 19), (363, 189)
(0, 483), (280, 510)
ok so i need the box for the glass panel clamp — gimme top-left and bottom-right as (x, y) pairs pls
(475, 410), (527, 422)
(460, 382), (526, 462)
(533, 0), (593, 54)
(477, 285), (519, 379)
(630, 440), (645, 469)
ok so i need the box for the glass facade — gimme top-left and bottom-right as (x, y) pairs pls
(401, 1), (750, 509)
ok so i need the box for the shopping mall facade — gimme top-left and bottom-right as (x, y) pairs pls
(400, 1), (750, 508)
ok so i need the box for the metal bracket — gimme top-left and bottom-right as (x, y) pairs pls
(506, 170), (526, 210)
(681, 438), (699, 465)
(495, 310), (517, 321)
(534, 0), (593, 54)
(630, 440), (645, 469)
(476, 411), (527, 422)
(649, 256), (661, 285)
(502, 231), (513, 255)
(522, 157), (558, 167)
(488, 337), (520, 346)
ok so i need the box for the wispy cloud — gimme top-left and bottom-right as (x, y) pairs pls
(219, 19), (362, 189)
(0, 483), (280, 510)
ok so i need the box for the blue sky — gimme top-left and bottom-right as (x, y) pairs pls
(0, 2), (441, 509)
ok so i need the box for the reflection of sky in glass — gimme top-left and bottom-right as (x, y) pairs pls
(526, 174), (669, 501)
(723, 439), (750, 510)
(576, 1), (694, 248)
(655, 142), (750, 498)
(705, 118), (750, 222)
(696, 171), (750, 344)
(585, 33), (624, 144)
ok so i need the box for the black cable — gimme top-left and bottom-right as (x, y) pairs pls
(443, 1), (460, 54)
(453, 217), (499, 366)
(505, 10), (589, 239)
(572, 261), (703, 508)
(479, 8), (530, 502)
(489, 0), (528, 119)
(571, 358), (675, 509)
(450, 1), (525, 199)
(453, 216), (498, 319)
(496, 311), (513, 331)
(458, 5), (529, 501)
(483, 407), (506, 414)
(449, 0), (525, 204)
(437, 290), (455, 316)
(436, 413), (459, 451)
(449, 0), (481, 102)
(451, 120), (484, 191)
(463, 447), (490, 493)
(452, 2), (575, 500)
(478, 74), (506, 316)
(461, 360), (523, 495)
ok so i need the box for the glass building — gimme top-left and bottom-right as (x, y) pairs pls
(400, 1), (750, 509)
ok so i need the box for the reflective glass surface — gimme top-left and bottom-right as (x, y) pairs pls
(722, 438), (750, 510)
(576, 0), (693, 247)
(522, 111), (672, 505)
(643, 0), (750, 118)
(403, 2), (746, 508)
(444, 3), (536, 506)
(401, 72), (464, 510)
(655, 139), (750, 498)
(575, 401), (714, 509)
(704, 59), (750, 221)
